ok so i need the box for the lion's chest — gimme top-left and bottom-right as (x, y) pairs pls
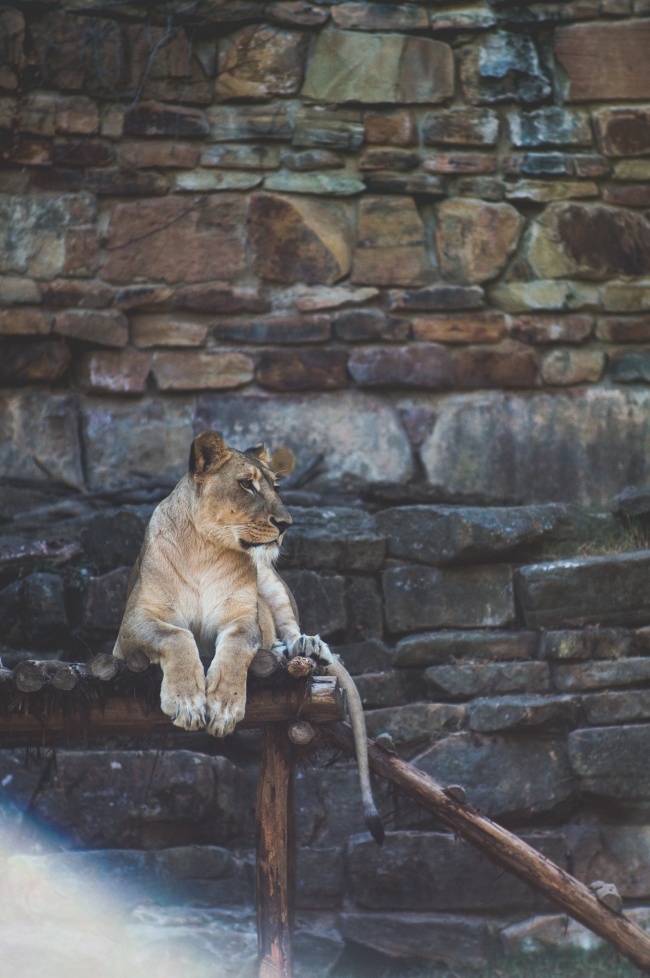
(178, 562), (258, 655)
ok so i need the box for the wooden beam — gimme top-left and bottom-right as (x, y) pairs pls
(0, 676), (345, 746)
(256, 725), (295, 978)
(325, 721), (650, 976)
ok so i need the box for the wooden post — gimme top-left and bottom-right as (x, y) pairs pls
(326, 721), (650, 975)
(256, 724), (296, 978)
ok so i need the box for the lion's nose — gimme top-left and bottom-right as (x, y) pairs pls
(270, 518), (291, 535)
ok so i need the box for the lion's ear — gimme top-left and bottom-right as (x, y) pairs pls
(270, 446), (296, 478)
(189, 432), (231, 476)
(245, 443), (270, 464)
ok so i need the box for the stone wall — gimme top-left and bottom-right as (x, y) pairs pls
(3, 494), (650, 972)
(2, 1), (650, 505)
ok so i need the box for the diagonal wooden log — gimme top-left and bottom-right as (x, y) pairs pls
(325, 721), (650, 975)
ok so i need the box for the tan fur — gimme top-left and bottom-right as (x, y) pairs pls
(114, 431), (383, 840)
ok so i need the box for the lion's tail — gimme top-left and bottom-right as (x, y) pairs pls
(327, 658), (384, 846)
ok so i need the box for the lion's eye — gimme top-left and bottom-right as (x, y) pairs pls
(239, 479), (254, 492)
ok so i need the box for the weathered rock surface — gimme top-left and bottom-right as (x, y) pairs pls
(0, 193), (96, 279)
(0, 749), (253, 848)
(347, 830), (567, 911)
(455, 341), (539, 389)
(420, 389), (650, 507)
(0, 391), (83, 486)
(195, 391), (412, 484)
(364, 108), (417, 147)
(153, 352), (254, 391)
(11, 572), (69, 648)
(250, 193), (354, 285)
(302, 30), (454, 104)
(582, 689), (650, 727)
(382, 564), (514, 633)
(425, 661), (551, 700)
(539, 628), (633, 661)
(556, 20), (650, 101)
(208, 103), (293, 142)
(352, 197), (431, 287)
(516, 552), (650, 629)
(294, 764), (393, 847)
(414, 732), (576, 818)
(364, 703), (465, 756)
(501, 913), (603, 956)
(568, 824), (650, 899)
(217, 26), (308, 99)
(568, 725), (650, 798)
(280, 507), (384, 572)
(388, 285), (484, 312)
(527, 203), (650, 280)
(333, 639), (393, 676)
(413, 313), (505, 344)
(80, 566), (130, 635)
(280, 570), (346, 636)
(104, 197), (247, 285)
(594, 107), (650, 157)
(77, 350), (151, 394)
(460, 32), (551, 105)
(255, 349), (348, 392)
(81, 397), (195, 489)
(0, 340), (70, 385)
(395, 630), (537, 668)
(469, 695), (579, 733)
(509, 108), (592, 148)
(338, 912), (497, 965)
(296, 847), (345, 910)
(348, 344), (453, 389)
(554, 658), (650, 692)
(435, 200), (524, 284)
(375, 503), (591, 567)
(422, 108), (499, 147)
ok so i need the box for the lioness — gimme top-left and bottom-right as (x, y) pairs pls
(113, 431), (383, 843)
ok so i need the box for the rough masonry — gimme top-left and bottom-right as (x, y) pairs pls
(1, 1), (650, 504)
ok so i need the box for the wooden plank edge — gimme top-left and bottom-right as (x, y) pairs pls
(0, 677), (345, 745)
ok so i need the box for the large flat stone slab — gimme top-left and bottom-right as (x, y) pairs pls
(81, 397), (195, 490)
(0, 391), (83, 487)
(527, 203), (650, 280)
(375, 503), (594, 566)
(383, 564), (514, 633)
(556, 20), (650, 102)
(302, 30), (453, 104)
(425, 661), (551, 700)
(0, 749), (253, 848)
(338, 912), (496, 966)
(280, 507), (384, 572)
(568, 725), (650, 799)
(413, 732), (576, 818)
(420, 389), (650, 506)
(395, 630), (537, 668)
(347, 830), (567, 911)
(515, 552), (650, 629)
(195, 391), (412, 484)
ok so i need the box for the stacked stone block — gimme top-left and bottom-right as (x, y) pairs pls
(2, 2), (650, 505)
(4, 497), (650, 969)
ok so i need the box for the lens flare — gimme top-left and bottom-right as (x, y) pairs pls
(0, 807), (258, 978)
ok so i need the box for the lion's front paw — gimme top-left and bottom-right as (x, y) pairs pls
(205, 673), (247, 737)
(160, 671), (206, 732)
(289, 634), (333, 665)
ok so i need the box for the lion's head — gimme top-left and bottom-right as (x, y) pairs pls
(188, 431), (295, 561)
